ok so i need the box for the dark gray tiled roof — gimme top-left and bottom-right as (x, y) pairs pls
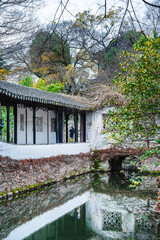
(0, 80), (92, 111)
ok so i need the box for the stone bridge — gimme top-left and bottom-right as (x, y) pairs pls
(92, 148), (145, 171)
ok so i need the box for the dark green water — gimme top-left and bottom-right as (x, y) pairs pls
(24, 205), (89, 240)
(0, 173), (159, 240)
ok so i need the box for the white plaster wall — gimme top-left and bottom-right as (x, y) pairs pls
(17, 107), (26, 145)
(10, 105), (116, 150)
(18, 108), (56, 145)
(36, 109), (47, 144)
(0, 142), (91, 160)
(88, 107), (160, 150)
(86, 107), (116, 150)
(49, 110), (56, 144)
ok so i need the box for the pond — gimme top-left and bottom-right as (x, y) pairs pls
(0, 172), (159, 240)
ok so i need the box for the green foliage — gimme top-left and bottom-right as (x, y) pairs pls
(156, 139), (160, 144)
(91, 157), (100, 170)
(18, 75), (64, 94)
(104, 47), (120, 65)
(74, 8), (121, 30)
(141, 148), (160, 160)
(45, 83), (64, 93)
(128, 175), (147, 189)
(128, 177), (141, 188)
(19, 76), (33, 87)
(123, 31), (141, 45)
(105, 34), (160, 148)
(1, 106), (14, 142)
(34, 78), (46, 90)
(30, 31), (71, 78)
(104, 31), (141, 68)
(1, 107), (7, 138)
(34, 78), (64, 93)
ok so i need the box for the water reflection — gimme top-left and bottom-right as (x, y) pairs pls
(86, 191), (157, 239)
(0, 173), (159, 240)
(24, 205), (89, 240)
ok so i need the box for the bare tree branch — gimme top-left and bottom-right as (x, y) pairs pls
(117, 0), (129, 38)
(142, 0), (160, 8)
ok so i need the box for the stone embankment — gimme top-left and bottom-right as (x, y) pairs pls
(0, 147), (159, 201)
(0, 153), (91, 199)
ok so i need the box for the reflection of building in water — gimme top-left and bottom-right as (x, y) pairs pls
(4, 192), (91, 240)
(135, 216), (156, 240)
(86, 191), (157, 240)
(22, 191), (157, 240)
(3, 186), (158, 240)
(24, 206), (86, 240)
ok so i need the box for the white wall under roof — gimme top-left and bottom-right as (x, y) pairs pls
(17, 106), (56, 145)
(0, 142), (91, 160)
(0, 106), (114, 160)
(86, 107), (115, 149)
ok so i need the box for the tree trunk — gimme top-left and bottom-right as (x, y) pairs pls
(146, 136), (150, 149)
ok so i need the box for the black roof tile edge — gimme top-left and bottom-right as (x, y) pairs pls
(0, 80), (92, 111)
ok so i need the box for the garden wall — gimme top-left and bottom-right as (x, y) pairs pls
(0, 142), (91, 159)
(0, 152), (91, 195)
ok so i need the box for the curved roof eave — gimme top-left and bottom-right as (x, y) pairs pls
(0, 80), (92, 111)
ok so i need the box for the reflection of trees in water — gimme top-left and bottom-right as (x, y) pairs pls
(108, 173), (129, 188)
(135, 213), (157, 240)
(91, 172), (157, 199)
(91, 172), (130, 193)
(157, 222), (160, 239)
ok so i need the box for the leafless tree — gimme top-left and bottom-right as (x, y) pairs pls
(7, 0), (160, 89)
(142, 0), (160, 8)
(143, 0), (160, 33)
(0, 0), (41, 58)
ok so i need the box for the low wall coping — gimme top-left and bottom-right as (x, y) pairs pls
(0, 142), (91, 160)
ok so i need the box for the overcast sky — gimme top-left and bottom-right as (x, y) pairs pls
(37, 0), (151, 27)
(37, 0), (158, 34)
(38, 0), (126, 23)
